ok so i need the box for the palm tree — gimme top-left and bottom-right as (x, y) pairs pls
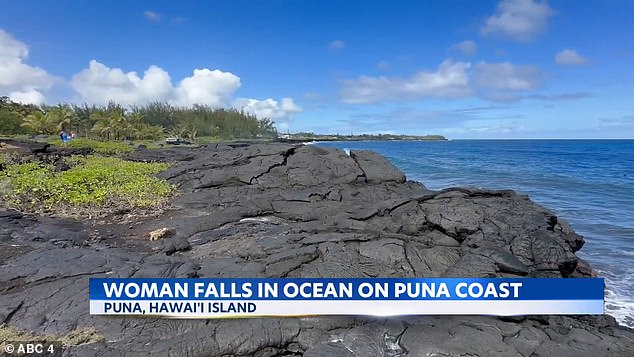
(20, 111), (56, 134)
(168, 124), (189, 139)
(48, 105), (78, 132)
(137, 124), (165, 140)
(127, 111), (144, 125)
(90, 110), (112, 140)
(187, 125), (198, 141)
(127, 111), (145, 139)
(107, 108), (130, 140)
(72, 104), (96, 138)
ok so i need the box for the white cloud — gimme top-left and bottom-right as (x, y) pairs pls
(71, 61), (242, 107)
(71, 60), (174, 105)
(144, 11), (162, 22)
(233, 97), (302, 131)
(0, 29), (55, 104)
(555, 49), (588, 65)
(0, 29), (28, 59)
(454, 40), (477, 55)
(481, 0), (555, 41)
(280, 97), (302, 113)
(70, 60), (301, 127)
(8, 90), (46, 105)
(234, 97), (301, 118)
(339, 59), (546, 104)
(0, 28), (299, 125)
(71, 61), (300, 128)
(329, 40), (346, 50)
(473, 62), (542, 90)
(340, 60), (472, 104)
(176, 69), (241, 106)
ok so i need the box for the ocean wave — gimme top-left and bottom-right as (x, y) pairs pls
(619, 250), (634, 258)
(605, 289), (634, 328)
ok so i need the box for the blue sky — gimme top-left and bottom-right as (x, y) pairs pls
(1, 0), (633, 138)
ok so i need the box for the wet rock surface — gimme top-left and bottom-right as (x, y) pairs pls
(1, 142), (632, 356)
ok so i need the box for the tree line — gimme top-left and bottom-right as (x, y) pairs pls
(0, 96), (278, 141)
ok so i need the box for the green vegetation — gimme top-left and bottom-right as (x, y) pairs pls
(0, 154), (173, 216)
(60, 138), (135, 155)
(280, 132), (447, 141)
(0, 96), (278, 142)
(0, 97), (38, 135)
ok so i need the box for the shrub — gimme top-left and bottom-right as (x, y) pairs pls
(66, 138), (135, 154)
(0, 155), (173, 216)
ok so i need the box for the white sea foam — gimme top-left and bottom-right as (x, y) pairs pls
(605, 288), (634, 328)
(599, 265), (634, 328)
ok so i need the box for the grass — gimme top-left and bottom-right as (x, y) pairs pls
(0, 324), (104, 348)
(0, 134), (33, 141)
(0, 154), (174, 216)
(4, 134), (255, 152)
(68, 138), (134, 154)
(49, 138), (135, 155)
(40, 137), (165, 154)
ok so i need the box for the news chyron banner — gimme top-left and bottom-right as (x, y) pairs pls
(89, 278), (604, 318)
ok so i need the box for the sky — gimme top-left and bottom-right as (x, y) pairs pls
(1, 0), (633, 139)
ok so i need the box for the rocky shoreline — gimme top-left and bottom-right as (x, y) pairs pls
(1, 141), (633, 356)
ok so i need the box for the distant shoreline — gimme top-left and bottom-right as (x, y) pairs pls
(275, 134), (447, 143)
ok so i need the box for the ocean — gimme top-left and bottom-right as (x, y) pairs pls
(316, 140), (634, 328)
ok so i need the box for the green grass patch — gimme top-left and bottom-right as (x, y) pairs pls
(0, 155), (173, 216)
(0, 134), (33, 141)
(195, 136), (224, 144)
(44, 137), (167, 153)
(134, 139), (164, 149)
(64, 138), (135, 155)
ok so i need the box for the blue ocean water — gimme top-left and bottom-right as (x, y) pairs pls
(317, 140), (634, 327)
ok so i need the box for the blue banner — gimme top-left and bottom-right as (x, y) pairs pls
(90, 278), (604, 301)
